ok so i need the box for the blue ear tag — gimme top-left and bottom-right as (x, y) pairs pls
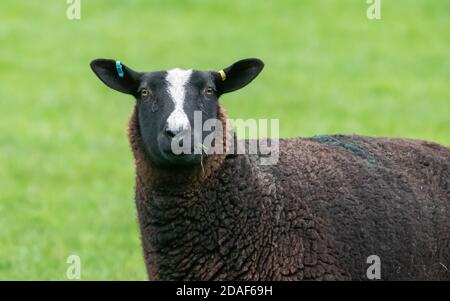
(116, 61), (124, 78)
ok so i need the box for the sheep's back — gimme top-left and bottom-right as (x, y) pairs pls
(269, 135), (449, 280)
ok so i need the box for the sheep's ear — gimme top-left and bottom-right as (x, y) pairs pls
(215, 58), (264, 94)
(90, 59), (141, 95)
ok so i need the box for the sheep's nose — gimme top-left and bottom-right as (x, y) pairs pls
(165, 127), (180, 138)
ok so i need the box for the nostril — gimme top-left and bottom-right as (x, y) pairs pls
(165, 127), (177, 138)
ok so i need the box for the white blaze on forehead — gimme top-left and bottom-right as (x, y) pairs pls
(165, 68), (192, 132)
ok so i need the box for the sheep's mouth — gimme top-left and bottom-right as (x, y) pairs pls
(154, 134), (204, 167)
(163, 149), (191, 157)
(159, 135), (201, 155)
(161, 152), (202, 167)
(159, 142), (197, 159)
(160, 142), (198, 156)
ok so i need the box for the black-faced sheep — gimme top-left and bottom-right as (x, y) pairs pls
(90, 58), (450, 280)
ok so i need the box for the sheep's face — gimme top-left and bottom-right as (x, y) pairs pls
(90, 58), (264, 168)
(135, 69), (221, 168)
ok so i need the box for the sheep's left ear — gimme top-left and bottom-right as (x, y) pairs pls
(90, 58), (142, 95)
(215, 58), (264, 94)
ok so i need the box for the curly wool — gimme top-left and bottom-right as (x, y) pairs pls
(128, 105), (450, 281)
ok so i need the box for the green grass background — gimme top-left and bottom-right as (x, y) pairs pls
(0, 0), (448, 280)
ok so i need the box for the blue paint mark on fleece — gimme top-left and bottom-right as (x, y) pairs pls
(311, 135), (376, 164)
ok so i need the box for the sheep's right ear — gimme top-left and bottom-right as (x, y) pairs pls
(90, 59), (142, 95)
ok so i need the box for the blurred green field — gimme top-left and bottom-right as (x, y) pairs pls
(0, 0), (449, 280)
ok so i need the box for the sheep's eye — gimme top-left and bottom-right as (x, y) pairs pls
(141, 89), (149, 97)
(205, 87), (214, 96)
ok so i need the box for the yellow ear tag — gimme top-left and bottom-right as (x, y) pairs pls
(218, 70), (226, 81)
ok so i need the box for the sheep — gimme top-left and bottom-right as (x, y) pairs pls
(90, 58), (450, 280)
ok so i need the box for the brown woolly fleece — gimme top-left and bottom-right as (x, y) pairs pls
(128, 105), (450, 281)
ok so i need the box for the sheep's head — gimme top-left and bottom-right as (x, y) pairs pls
(90, 58), (264, 168)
